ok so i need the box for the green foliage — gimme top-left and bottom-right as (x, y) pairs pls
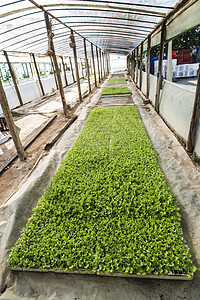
(8, 107), (196, 279)
(107, 78), (126, 85)
(101, 87), (132, 96)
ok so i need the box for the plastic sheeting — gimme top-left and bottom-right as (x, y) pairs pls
(0, 0), (179, 56)
(148, 75), (199, 154)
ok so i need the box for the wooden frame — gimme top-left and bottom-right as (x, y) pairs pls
(0, 77), (26, 160)
(186, 66), (200, 152)
(3, 50), (23, 106)
(154, 20), (166, 113)
(44, 11), (69, 116)
(83, 38), (91, 93)
(91, 43), (97, 87)
(70, 30), (82, 102)
(31, 53), (45, 96)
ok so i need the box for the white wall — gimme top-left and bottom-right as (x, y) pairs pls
(110, 55), (126, 72)
(148, 74), (200, 157)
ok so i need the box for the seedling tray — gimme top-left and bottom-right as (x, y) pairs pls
(14, 267), (190, 281)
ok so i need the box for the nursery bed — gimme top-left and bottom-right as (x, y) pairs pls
(8, 106), (196, 280)
(97, 95), (134, 107)
(101, 87), (132, 96)
(107, 78), (126, 85)
(14, 267), (189, 281)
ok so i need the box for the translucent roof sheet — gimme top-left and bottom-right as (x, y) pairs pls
(0, 0), (180, 57)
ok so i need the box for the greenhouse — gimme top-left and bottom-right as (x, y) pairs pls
(0, 0), (200, 299)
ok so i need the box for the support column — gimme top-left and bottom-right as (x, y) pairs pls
(136, 47), (139, 86)
(131, 51), (134, 79)
(0, 77), (26, 160)
(44, 11), (69, 116)
(96, 46), (101, 83)
(139, 42), (143, 91)
(69, 57), (75, 83)
(70, 30), (82, 102)
(91, 44), (97, 87)
(155, 21), (166, 113)
(132, 50), (135, 82)
(84, 38), (91, 93)
(3, 50), (23, 106)
(61, 56), (68, 87)
(80, 58), (84, 78)
(186, 66), (200, 152)
(167, 40), (173, 82)
(127, 55), (130, 74)
(99, 49), (103, 80)
(31, 53), (45, 96)
(146, 35), (151, 99)
(102, 52), (106, 78)
(50, 56), (58, 90)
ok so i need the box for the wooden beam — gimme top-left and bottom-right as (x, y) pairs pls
(84, 38), (91, 93)
(3, 50), (23, 106)
(99, 49), (103, 80)
(102, 52), (106, 78)
(155, 20), (166, 113)
(50, 55), (58, 90)
(186, 66), (200, 152)
(96, 46), (101, 83)
(132, 49), (135, 82)
(127, 55), (130, 74)
(31, 53), (45, 96)
(167, 40), (173, 82)
(61, 56), (68, 87)
(80, 58), (84, 78)
(139, 42), (143, 91)
(70, 30), (82, 102)
(106, 53), (109, 75)
(146, 35), (151, 99)
(91, 44), (97, 87)
(130, 51), (133, 79)
(69, 57), (75, 83)
(136, 47), (139, 86)
(44, 11), (69, 116)
(0, 77), (26, 160)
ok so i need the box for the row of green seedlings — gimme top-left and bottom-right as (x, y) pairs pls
(8, 106), (196, 279)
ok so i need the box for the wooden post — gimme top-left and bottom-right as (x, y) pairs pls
(186, 66), (200, 152)
(91, 44), (97, 87)
(44, 11), (69, 116)
(130, 51), (133, 79)
(69, 57), (75, 83)
(0, 77), (26, 160)
(80, 58), (84, 78)
(70, 30), (82, 102)
(102, 52), (106, 78)
(127, 55), (130, 74)
(139, 42), (143, 91)
(167, 40), (173, 81)
(96, 46), (101, 83)
(155, 21), (166, 113)
(61, 56), (68, 87)
(99, 49), (103, 80)
(50, 55), (58, 90)
(136, 47), (139, 86)
(83, 38), (91, 93)
(132, 50), (135, 82)
(3, 50), (23, 106)
(146, 35), (151, 99)
(31, 53), (45, 96)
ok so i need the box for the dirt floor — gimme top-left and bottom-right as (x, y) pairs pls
(0, 78), (98, 206)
